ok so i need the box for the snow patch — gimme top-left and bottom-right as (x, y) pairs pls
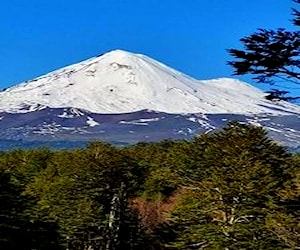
(86, 117), (100, 127)
(119, 121), (149, 126)
(58, 108), (85, 118)
(265, 127), (283, 133)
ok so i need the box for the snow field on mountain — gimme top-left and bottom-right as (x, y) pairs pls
(0, 50), (299, 115)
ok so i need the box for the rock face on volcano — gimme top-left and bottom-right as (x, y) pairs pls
(0, 50), (299, 150)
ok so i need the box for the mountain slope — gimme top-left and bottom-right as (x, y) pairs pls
(0, 108), (299, 150)
(1, 50), (299, 115)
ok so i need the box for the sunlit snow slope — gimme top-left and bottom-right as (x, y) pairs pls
(0, 50), (299, 114)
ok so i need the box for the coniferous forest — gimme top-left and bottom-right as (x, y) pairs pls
(0, 122), (299, 250)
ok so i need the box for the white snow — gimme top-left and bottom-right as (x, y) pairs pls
(86, 117), (100, 127)
(0, 49), (300, 115)
(119, 117), (160, 126)
(265, 127), (283, 133)
(58, 112), (73, 118)
(58, 108), (84, 118)
(135, 118), (160, 122)
(119, 120), (149, 126)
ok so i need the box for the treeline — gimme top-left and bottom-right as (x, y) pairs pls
(0, 122), (299, 249)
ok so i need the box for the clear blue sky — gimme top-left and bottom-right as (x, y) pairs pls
(0, 0), (297, 95)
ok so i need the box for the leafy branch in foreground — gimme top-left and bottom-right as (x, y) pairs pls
(228, 1), (300, 101)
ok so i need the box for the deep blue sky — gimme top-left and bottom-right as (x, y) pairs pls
(0, 0), (297, 95)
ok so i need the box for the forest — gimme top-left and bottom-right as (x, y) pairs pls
(0, 122), (299, 250)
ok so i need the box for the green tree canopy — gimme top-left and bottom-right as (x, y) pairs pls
(161, 122), (295, 249)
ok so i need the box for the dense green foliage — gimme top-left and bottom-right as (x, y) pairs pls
(0, 122), (299, 249)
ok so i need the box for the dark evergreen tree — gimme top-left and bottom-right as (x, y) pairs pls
(25, 142), (149, 250)
(0, 170), (61, 249)
(228, 1), (300, 101)
(161, 122), (294, 249)
(293, 0), (300, 26)
(265, 89), (297, 101)
(268, 154), (300, 248)
(0, 171), (26, 249)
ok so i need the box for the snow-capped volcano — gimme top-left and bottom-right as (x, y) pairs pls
(0, 49), (299, 115)
(0, 50), (300, 150)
